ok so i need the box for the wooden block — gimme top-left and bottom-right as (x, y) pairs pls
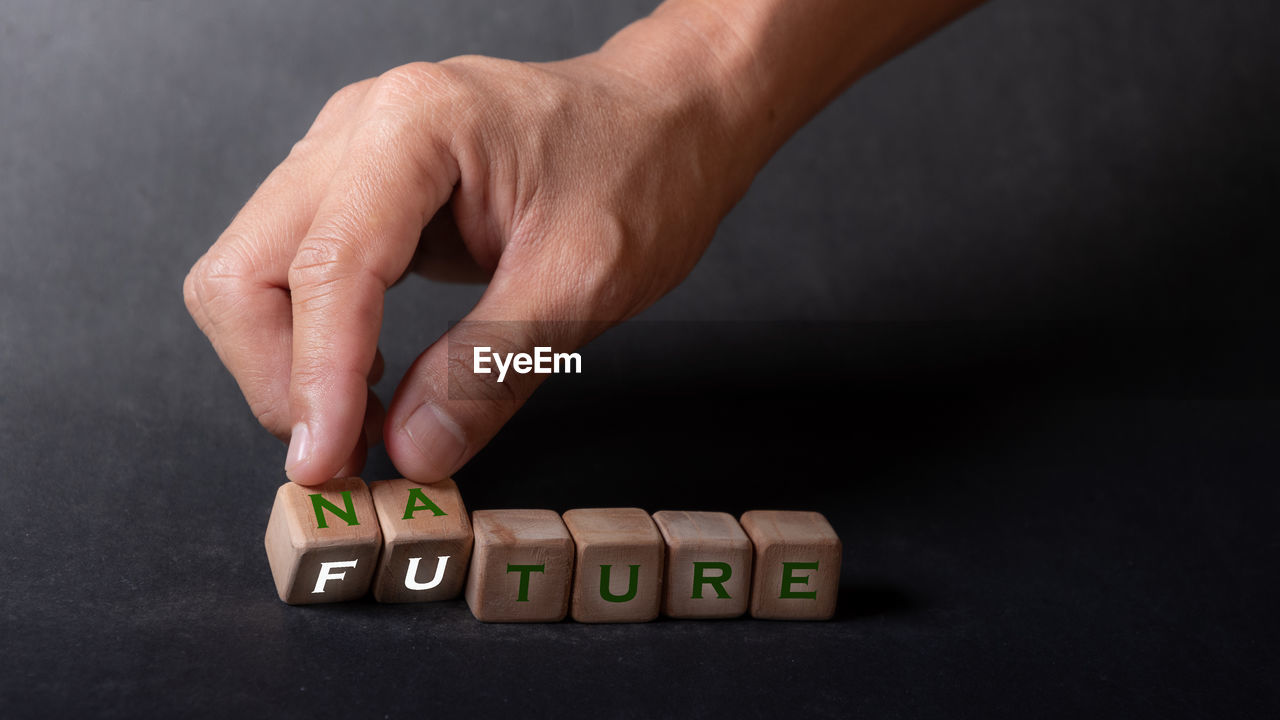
(740, 511), (841, 620)
(562, 508), (664, 623)
(263, 477), (382, 604)
(652, 511), (752, 619)
(464, 510), (574, 622)
(369, 478), (473, 603)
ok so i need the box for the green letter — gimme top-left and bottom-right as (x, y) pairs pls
(402, 487), (447, 520)
(779, 561), (819, 599)
(691, 561), (733, 599)
(310, 491), (359, 529)
(506, 564), (545, 602)
(599, 564), (640, 603)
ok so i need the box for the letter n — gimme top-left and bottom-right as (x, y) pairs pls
(310, 491), (360, 529)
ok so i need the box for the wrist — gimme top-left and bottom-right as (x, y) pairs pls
(590, 10), (778, 211)
(596, 0), (986, 197)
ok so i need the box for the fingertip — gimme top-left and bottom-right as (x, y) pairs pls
(284, 422), (310, 472)
(284, 422), (326, 486)
(285, 467), (324, 486)
(285, 367), (371, 484)
(386, 402), (467, 484)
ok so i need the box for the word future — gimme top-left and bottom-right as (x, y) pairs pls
(472, 346), (581, 383)
(264, 478), (841, 623)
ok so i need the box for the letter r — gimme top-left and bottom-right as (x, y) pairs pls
(691, 561), (733, 599)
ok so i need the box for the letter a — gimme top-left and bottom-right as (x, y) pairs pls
(402, 487), (447, 519)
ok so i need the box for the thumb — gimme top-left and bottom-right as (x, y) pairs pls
(384, 266), (610, 482)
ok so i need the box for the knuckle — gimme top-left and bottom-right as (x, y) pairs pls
(288, 361), (333, 394)
(298, 80), (373, 148)
(368, 62), (470, 118)
(446, 345), (522, 417)
(440, 54), (528, 85)
(377, 62), (449, 94)
(185, 247), (255, 321)
(321, 79), (374, 118)
(286, 134), (320, 160)
(287, 236), (365, 293)
(444, 325), (531, 414)
(250, 398), (292, 439)
(329, 79), (373, 109)
(182, 264), (203, 318)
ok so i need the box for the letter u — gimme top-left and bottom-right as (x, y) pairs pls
(598, 564), (640, 603)
(404, 555), (450, 591)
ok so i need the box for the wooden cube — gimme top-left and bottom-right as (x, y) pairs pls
(739, 511), (841, 620)
(263, 477), (382, 604)
(562, 508), (664, 623)
(652, 511), (752, 619)
(369, 478), (473, 603)
(464, 510), (574, 622)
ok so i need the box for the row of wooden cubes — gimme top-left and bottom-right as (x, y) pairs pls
(265, 477), (841, 622)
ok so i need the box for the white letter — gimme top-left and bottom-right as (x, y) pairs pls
(513, 352), (532, 374)
(535, 347), (551, 373)
(493, 351), (511, 382)
(554, 351), (581, 374)
(404, 555), (450, 591)
(313, 560), (359, 593)
(473, 346), (491, 375)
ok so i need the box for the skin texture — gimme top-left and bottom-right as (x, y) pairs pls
(183, 0), (984, 486)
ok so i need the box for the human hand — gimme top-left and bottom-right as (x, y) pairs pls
(183, 19), (757, 486)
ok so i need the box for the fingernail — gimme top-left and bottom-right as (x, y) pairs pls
(402, 403), (466, 477)
(285, 422), (313, 480)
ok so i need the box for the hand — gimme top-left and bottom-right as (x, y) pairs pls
(184, 0), (983, 486)
(183, 23), (753, 485)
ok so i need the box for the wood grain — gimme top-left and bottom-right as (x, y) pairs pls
(464, 509), (574, 622)
(739, 510), (841, 620)
(562, 508), (664, 623)
(369, 478), (473, 603)
(652, 510), (752, 619)
(263, 477), (382, 605)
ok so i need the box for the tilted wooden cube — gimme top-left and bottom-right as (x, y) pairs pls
(740, 511), (841, 620)
(264, 477), (382, 604)
(563, 508), (664, 623)
(369, 478), (473, 603)
(652, 510), (752, 619)
(464, 510), (574, 622)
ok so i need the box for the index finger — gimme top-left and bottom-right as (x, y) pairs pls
(283, 70), (462, 486)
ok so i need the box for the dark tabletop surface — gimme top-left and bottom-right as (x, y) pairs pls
(2, 1), (1277, 717)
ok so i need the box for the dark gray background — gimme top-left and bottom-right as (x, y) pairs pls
(2, 0), (1277, 717)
